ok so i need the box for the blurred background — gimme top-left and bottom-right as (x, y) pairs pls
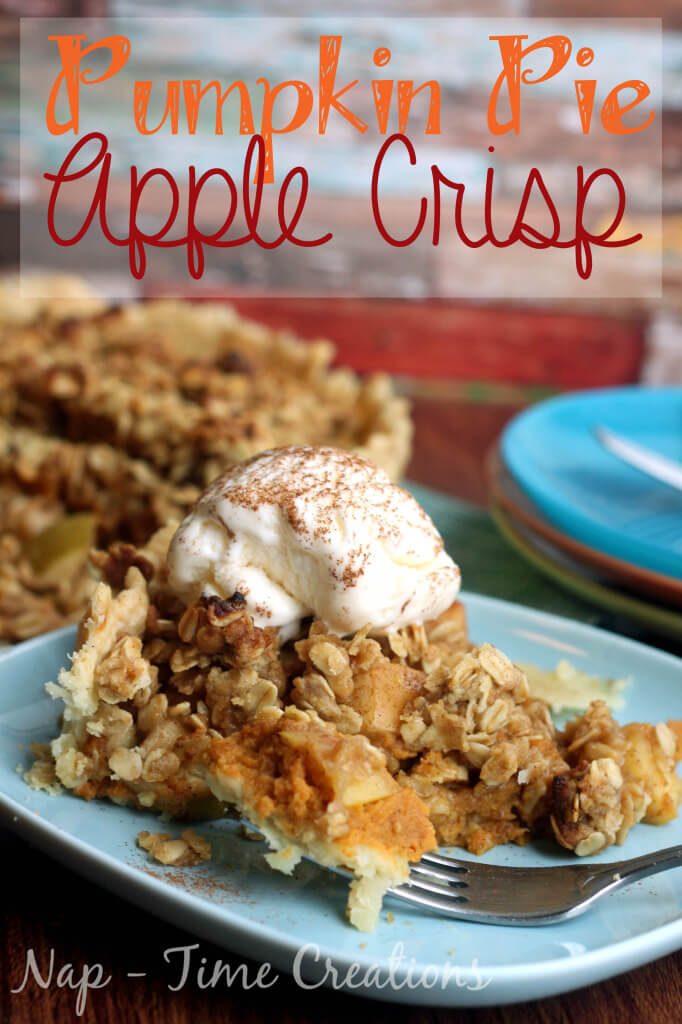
(1, 0), (681, 502)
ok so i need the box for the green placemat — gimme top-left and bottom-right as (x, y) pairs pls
(407, 482), (681, 656)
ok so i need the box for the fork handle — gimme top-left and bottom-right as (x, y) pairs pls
(585, 844), (682, 896)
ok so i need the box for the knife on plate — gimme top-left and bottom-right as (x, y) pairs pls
(595, 426), (682, 493)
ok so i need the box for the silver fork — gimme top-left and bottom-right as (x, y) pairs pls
(387, 845), (682, 925)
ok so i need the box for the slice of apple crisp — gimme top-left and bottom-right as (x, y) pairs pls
(206, 705), (436, 931)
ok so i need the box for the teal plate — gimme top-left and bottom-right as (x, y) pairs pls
(502, 387), (682, 581)
(1, 595), (681, 1007)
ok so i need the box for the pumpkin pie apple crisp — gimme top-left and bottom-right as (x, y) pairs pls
(28, 446), (682, 931)
(207, 706), (436, 931)
(0, 278), (410, 641)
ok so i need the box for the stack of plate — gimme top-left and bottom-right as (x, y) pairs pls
(490, 387), (682, 639)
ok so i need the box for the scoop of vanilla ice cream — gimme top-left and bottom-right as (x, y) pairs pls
(167, 446), (461, 638)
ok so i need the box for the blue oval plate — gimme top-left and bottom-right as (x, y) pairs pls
(502, 388), (682, 581)
(0, 595), (680, 1007)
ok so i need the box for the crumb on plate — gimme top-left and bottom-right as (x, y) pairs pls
(137, 828), (212, 867)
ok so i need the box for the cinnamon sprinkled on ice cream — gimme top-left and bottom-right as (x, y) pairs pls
(167, 446), (460, 638)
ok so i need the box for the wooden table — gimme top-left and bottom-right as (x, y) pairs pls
(1, 394), (680, 1024)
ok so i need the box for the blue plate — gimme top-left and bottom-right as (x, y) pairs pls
(1, 595), (680, 1007)
(502, 388), (682, 581)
